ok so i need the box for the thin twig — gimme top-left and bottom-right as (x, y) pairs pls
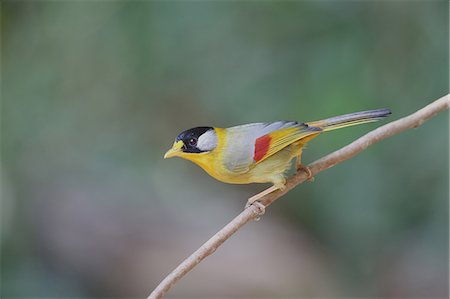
(148, 94), (449, 299)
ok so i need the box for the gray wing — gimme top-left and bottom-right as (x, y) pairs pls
(221, 121), (304, 174)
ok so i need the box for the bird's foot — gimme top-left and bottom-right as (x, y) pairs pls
(297, 165), (314, 182)
(249, 201), (266, 221)
(245, 198), (265, 221)
(245, 185), (279, 220)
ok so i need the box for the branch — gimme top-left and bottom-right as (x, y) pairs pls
(148, 94), (449, 299)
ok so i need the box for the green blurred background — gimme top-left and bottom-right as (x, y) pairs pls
(1, 1), (448, 298)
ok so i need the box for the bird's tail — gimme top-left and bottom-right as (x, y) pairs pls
(306, 108), (391, 132)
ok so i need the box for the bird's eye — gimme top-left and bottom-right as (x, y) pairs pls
(188, 138), (197, 146)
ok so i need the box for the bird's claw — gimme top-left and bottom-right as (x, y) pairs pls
(245, 185), (279, 220)
(245, 200), (265, 221)
(297, 165), (314, 182)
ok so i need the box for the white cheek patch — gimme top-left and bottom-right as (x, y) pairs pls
(197, 130), (218, 151)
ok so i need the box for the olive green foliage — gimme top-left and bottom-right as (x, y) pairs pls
(2, 1), (448, 298)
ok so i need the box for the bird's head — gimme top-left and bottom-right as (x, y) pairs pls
(164, 127), (218, 159)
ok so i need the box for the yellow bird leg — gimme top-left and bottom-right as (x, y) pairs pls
(296, 156), (314, 182)
(246, 185), (279, 207)
(291, 137), (316, 182)
(294, 142), (314, 182)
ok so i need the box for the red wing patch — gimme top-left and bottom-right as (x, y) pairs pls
(254, 135), (272, 162)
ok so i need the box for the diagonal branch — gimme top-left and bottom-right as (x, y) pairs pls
(148, 94), (449, 299)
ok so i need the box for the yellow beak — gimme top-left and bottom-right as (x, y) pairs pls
(164, 140), (185, 159)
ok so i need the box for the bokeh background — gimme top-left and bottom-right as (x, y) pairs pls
(1, 1), (448, 298)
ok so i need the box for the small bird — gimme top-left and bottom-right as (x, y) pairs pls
(164, 108), (391, 208)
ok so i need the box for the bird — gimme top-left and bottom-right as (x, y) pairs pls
(164, 108), (391, 209)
